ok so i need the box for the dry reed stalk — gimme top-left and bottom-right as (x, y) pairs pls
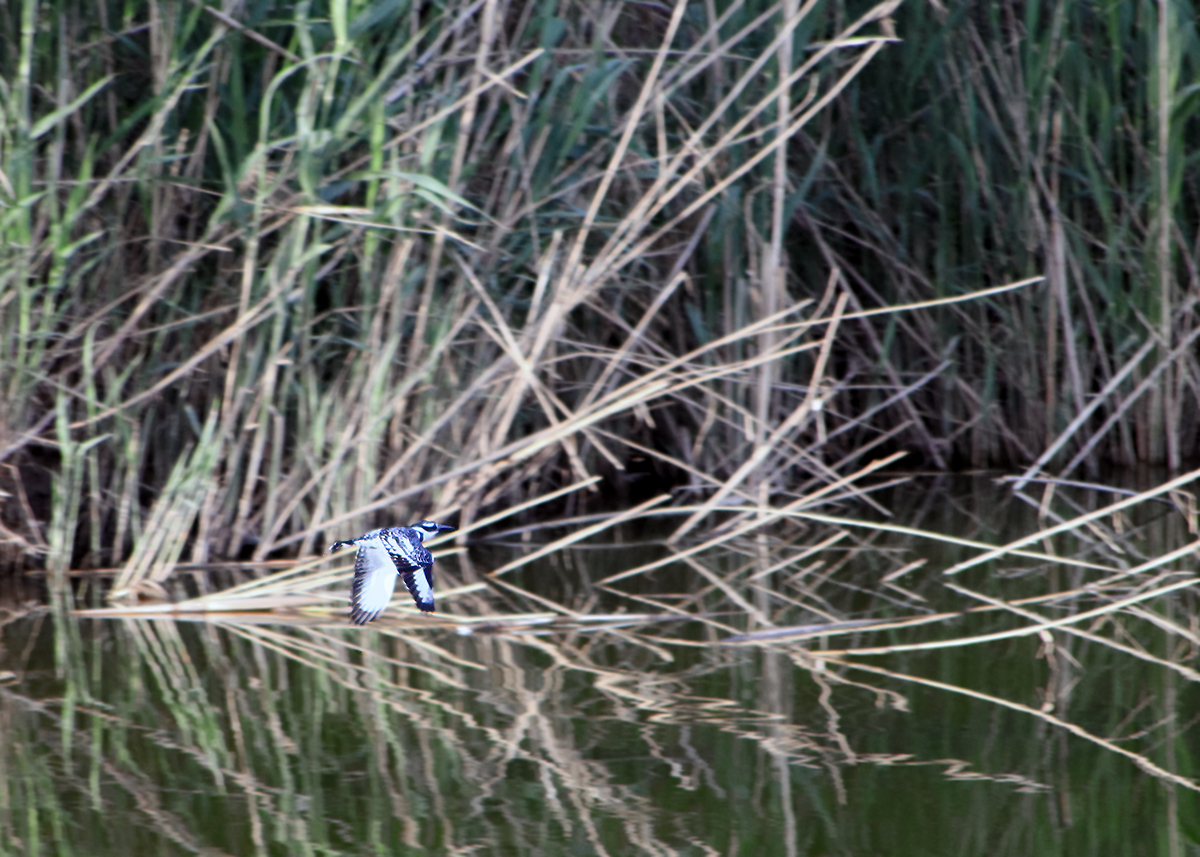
(946, 468), (1200, 576)
(826, 657), (1200, 794)
(488, 493), (671, 579)
(804, 577), (1197, 659)
(598, 452), (905, 588)
(945, 581), (1200, 683)
(790, 511), (1120, 575)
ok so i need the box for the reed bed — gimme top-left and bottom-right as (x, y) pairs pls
(1, 0), (923, 588)
(814, 1), (1200, 469)
(3, 0), (1197, 592)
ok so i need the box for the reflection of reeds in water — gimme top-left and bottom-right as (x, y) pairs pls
(0, 607), (1050, 855)
(4, 477), (1197, 852)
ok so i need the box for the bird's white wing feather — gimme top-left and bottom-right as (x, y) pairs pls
(350, 543), (399, 624)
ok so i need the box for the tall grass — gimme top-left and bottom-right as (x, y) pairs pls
(0, 0), (917, 585)
(821, 0), (1200, 469)
(1, 0), (1197, 591)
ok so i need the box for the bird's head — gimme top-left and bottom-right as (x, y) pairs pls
(410, 520), (456, 542)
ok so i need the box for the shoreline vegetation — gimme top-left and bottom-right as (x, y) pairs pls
(2, 1), (1196, 585)
(0, 4), (1193, 593)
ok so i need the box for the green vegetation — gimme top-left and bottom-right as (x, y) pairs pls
(817, 1), (1200, 471)
(0, 0), (909, 580)
(2, 0), (1195, 580)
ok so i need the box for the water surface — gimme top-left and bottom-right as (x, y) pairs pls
(2, 478), (1196, 855)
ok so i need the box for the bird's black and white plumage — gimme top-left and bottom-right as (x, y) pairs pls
(329, 520), (455, 623)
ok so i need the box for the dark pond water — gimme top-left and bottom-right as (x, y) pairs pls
(2, 477), (1197, 855)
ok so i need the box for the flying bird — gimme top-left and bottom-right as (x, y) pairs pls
(329, 520), (455, 623)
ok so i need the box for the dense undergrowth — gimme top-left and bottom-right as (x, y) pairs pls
(0, 0), (1197, 582)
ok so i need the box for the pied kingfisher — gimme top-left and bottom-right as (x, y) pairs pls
(329, 520), (455, 623)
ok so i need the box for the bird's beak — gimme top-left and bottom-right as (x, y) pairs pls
(438, 524), (457, 533)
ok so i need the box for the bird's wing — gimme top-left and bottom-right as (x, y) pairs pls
(350, 543), (399, 624)
(397, 560), (435, 613)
